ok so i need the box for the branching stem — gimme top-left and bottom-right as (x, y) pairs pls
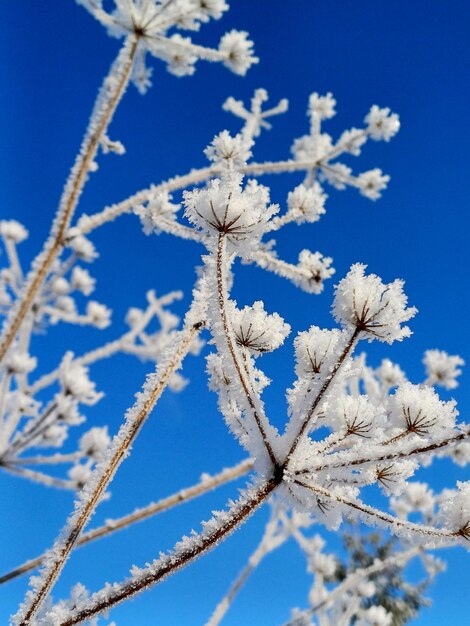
(0, 458), (252, 585)
(0, 36), (139, 364)
(15, 316), (202, 624)
(216, 233), (278, 467)
(56, 479), (278, 626)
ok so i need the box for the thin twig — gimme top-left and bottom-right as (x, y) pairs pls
(15, 315), (203, 624)
(2, 464), (75, 491)
(55, 479), (279, 625)
(0, 458), (252, 585)
(0, 36), (139, 365)
(216, 233), (277, 467)
(284, 327), (361, 465)
(293, 478), (461, 542)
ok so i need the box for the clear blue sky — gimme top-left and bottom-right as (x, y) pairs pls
(1, 1), (469, 624)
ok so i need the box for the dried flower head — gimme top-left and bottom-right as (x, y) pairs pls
(332, 263), (417, 343)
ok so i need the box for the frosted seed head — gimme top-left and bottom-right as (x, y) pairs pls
(308, 92), (336, 120)
(332, 263), (417, 344)
(71, 266), (95, 296)
(68, 463), (93, 490)
(50, 277), (70, 296)
(376, 358), (406, 389)
(447, 442), (470, 467)
(356, 605), (393, 626)
(438, 481), (470, 540)
(327, 394), (384, 437)
(365, 105), (400, 141)
(158, 34), (198, 76)
(67, 233), (98, 262)
(55, 394), (84, 426)
(337, 128), (367, 156)
(357, 168), (390, 200)
(391, 481), (435, 519)
(134, 190), (180, 235)
(291, 132), (333, 163)
(183, 174), (278, 248)
(86, 301), (112, 329)
(294, 326), (347, 380)
(204, 131), (252, 170)
(296, 250), (335, 294)
(0, 220), (28, 243)
(388, 382), (458, 439)
(79, 427), (111, 460)
(423, 349), (464, 390)
(218, 30), (259, 75)
(59, 353), (103, 405)
(287, 183), (326, 224)
(6, 352), (37, 375)
(230, 301), (290, 355)
(41, 423), (68, 448)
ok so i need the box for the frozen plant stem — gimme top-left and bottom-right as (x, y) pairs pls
(293, 478), (461, 541)
(0, 35), (139, 364)
(216, 233), (277, 467)
(284, 327), (361, 466)
(55, 480), (278, 626)
(0, 458), (252, 585)
(15, 316), (203, 625)
(205, 526), (273, 626)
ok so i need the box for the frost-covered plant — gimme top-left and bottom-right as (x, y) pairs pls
(1, 2), (469, 625)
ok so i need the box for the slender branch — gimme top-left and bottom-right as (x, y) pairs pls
(293, 478), (461, 542)
(205, 512), (284, 626)
(6, 453), (84, 466)
(216, 233), (277, 467)
(205, 546), (264, 626)
(298, 428), (470, 475)
(14, 315), (203, 624)
(74, 156), (334, 240)
(0, 36), (139, 364)
(53, 479), (278, 626)
(75, 167), (215, 237)
(3, 401), (58, 458)
(0, 458), (252, 586)
(284, 328), (361, 465)
(2, 464), (75, 491)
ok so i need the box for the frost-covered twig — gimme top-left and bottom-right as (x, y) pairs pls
(0, 457), (252, 586)
(45, 479), (278, 626)
(2, 464), (75, 491)
(292, 478), (462, 544)
(205, 505), (291, 626)
(215, 233), (278, 467)
(14, 306), (204, 624)
(0, 36), (139, 364)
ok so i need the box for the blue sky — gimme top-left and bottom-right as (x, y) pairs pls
(1, 1), (470, 624)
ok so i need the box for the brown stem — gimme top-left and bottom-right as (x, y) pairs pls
(0, 37), (139, 365)
(284, 328), (361, 465)
(298, 428), (470, 474)
(58, 479), (278, 626)
(3, 401), (58, 458)
(206, 528), (270, 626)
(0, 458), (253, 586)
(293, 478), (458, 540)
(16, 320), (202, 625)
(216, 233), (278, 467)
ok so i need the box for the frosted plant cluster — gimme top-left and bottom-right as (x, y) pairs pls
(0, 1), (468, 625)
